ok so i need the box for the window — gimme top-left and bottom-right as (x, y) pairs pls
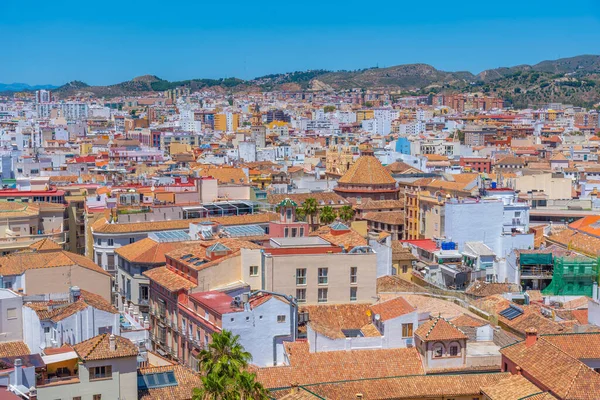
(350, 287), (357, 302)
(299, 228), (304, 236)
(73, 397), (82, 400)
(318, 268), (328, 285)
(140, 285), (149, 301)
(249, 265), (259, 277)
(402, 265), (408, 274)
(93, 395), (102, 400)
(90, 365), (112, 380)
(296, 289), (306, 303)
(350, 267), (357, 284)
(284, 227), (289, 237)
(318, 288), (328, 303)
(277, 315), (286, 323)
(291, 227), (297, 237)
(97, 238), (101, 246)
(402, 323), (413, 338)
(450, 345), (459, 356)
(296, 268), (306, 285)
(433, 344), (444, 358)
(6, 308), (17, 320)
(107, 239), (114, 246)
(129, 237), (135, 244)
(44, 327), (50, 334)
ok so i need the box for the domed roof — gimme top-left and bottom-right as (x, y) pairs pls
(338, 156), (396, 185)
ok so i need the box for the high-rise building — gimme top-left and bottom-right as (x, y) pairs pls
(35, 90), (52, 104)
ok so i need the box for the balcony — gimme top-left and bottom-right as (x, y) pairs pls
(520, 267), (553, 279)
(138, 298), (149, 306)
(0, 231), (67, 250)
(37, 375), (80, 387)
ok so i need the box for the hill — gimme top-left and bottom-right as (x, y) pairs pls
(23, 55), (600, 107)
(0, 82), (58, 92)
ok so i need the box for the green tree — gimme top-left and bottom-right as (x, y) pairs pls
(323, 105), (336, 113)
(365, 101), (374, 108)
(319, 206), (337, 225)
(192, 331), (268, 400)
(302, 198), (318, 230)
(338, 205), (355, 222)
(295, 207), (306, 222)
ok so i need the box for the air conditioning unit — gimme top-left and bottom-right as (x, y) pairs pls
(405, 338), (414, 347)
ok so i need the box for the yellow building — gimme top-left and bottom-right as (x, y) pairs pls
(79, 142), (93, 155)
(392, 242), (417, 279)
(214, 113), (239, 132)
(404, 188), (445, 240)
(356, 110), (374, 122)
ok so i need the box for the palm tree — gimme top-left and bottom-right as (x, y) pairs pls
(237, 370), (269, 400)
(319, 206), (337, 225)
(193, 330), (268, 400)
(338, 205), (355, 222)
(302, 198), (318, 230)
(198, 330), (251, 378)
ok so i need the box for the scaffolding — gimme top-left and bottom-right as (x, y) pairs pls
(542, 256), (599, 297)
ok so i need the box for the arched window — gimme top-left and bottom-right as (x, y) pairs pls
(433, 343), (444, 358)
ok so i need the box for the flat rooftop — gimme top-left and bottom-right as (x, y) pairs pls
(270, 237), (332, 248)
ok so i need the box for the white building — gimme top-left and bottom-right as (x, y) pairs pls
(22, 287), (120, 353)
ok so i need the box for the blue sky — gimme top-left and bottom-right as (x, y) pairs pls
(1, 0), (599, 85)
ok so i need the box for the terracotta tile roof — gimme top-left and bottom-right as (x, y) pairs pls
(299, 304), (373, 339)
(355, 199), (405, 211)
(295, 372), (511, 399)
(361, 211), (405, 225)
(143, 266), (195, 292)
(27, 238), (63, 252)
(370, 296), (415, 321)
(165, 238), (262, 271)
(0, 341), (30, 358)
(255, 342), (424, 389)
(451, 313), (488, 328)
(571, 309), (589, 325)
(500, 335), (600, 399)
(481, 374), (550, 400)
(465, 281), (516, 297)
(495, 156), (525, 166)
(414, 316), (467, 342)
(25, 290), (118, 323)
(376, 275), (427, 293)
(309, 225), (367, 250)
(473, 295), (574, 337)
(115, 237), (191, 264)
(541, 332), (600, 359)
(92, 212), (279, 234)
(0, 250), (110, 277)
(138, 365), (202, 400)
(391, 242), (417, 261)
(74, 333), (138, 361)
(385, 161), (422, 174)
(338, 156), (396, 185)
(192, 165), (249, 184)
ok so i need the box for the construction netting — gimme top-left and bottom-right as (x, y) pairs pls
(542, 256), (599, 296)
(520, 253), (553, 266)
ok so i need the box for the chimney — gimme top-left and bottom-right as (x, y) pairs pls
(525, 327), (538, 347)
(516, 366), (522, 376)
(109, 334), (116, 352)
(290, 382), (299, 394)
(356, 394), (364, 400)
(13, 358), (22, 386)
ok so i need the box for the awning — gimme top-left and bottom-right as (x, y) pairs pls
(42, 351), (78, 365)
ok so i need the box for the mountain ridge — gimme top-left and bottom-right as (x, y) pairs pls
(4, 55), (600, 107)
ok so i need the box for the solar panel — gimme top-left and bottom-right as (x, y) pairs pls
(499, 305), (524, 320)
(222, 225), (265, 237)
(150, 230), (190, 243)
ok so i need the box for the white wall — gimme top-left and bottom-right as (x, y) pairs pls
(222, 297), (293, 367)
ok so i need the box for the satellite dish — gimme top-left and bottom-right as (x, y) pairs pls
(374, 314), (381, 321)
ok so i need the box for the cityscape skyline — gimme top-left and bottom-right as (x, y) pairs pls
(1, 0), (599, 85)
